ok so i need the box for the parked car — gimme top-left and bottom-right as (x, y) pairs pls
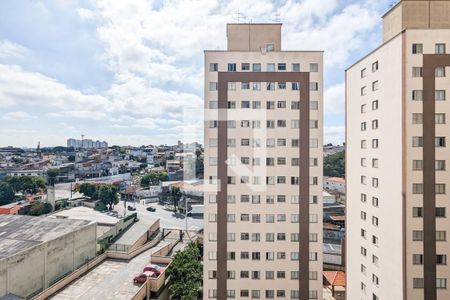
(142, 264), (164, 276)
(146, 206), (156, 212)
(127, 205), (136, 211)
(133, 271), (155, 284)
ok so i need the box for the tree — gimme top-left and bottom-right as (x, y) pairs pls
(28, 201), (52, 216)
(5, 176), (45, 194)
(0, 182), (15, 205)
(97, 185), (119, 210)
(141, 171), (167, 187)
(159, 172), (169, 182)
(170, 186), (182, 211)
(79, 183), (98, 199)
(46, 168), (59, 186)
(139, 163), (148, 170)
(324, 151), (345, 178)
(167, 243), (202, 299)
(68, 155), (75, 162)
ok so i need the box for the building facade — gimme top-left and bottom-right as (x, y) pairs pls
(346, 1), (450, 299)
(204, 24), (323, 299)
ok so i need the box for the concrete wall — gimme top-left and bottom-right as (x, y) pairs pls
(0, 222), (96, 298)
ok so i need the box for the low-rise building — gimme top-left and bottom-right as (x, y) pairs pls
(0, 215), (96, 298)
(324, 176), (346, 194)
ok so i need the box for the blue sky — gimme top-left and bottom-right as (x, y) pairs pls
(0, 0), (394, 147)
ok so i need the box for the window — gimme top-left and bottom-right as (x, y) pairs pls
(436, 231), (446, 241)
(413, 254), (423, 265)
(436, 207), (446, 218)
(414, 278), (424, 288)
(209, 63), (218, 72)
(372, 177), (379, 188)
(266, 63), (275, 72)
(252, 63), (261, 72)
(266, 43), (274, 52)
(292, 63), (300, 72)
(361, 86), (367, 96)
(413, 160), (423, 170)
(266, 82), (275, 91)
(437, 254), (447, 265)
(412, 67), (423, 77)
(361, 68), (367, 78)
(412, 90), (423, 101)
(437, 278), (447, 289)
(241, 101), (250, 108)
(240, 290), (249, 297)
(361, 211), (367, 220)
(372, 255), (379, 266)
(228, 63), (236, 72)
(361, 193), (367, 203)
(241, 63), (250, 71)
(436, 160), (446, 171)
(278, 82), (286, 89)
(309, 82), (318, 91)
(436, 66), (446, 77)
(413, 230), (424, 241)
(372, 61), (379, 72)
(291, 101), (300, 109)
(372, 80), (379, 91)
(266, 101), (275, 110)
(413, 207), (423, 217)
(412, 43), (423, 54)
(310, 63), (319, 72)
(372, 235), (378, 246)
(372, 119), (379, 129)
(372, 158), (379, 168)
(372, 139), (378, 148)
(277, 63), (286, 71)
(436, 113), (446, 124)
(372, 274), (379, 286)
(361, 246), (367, 256)
(361, 158), (366, 167)
(208, 100), (218, 109)
(412, 136), (423, 147)
(277, 101), (286, 108)
(361, 122), (367, 131)
(361, 104), (367, 113)
(412, 113), (423, 124)
(413, 184), (424, 195)
(361, 140), (367, 149)
(292, 82), (300, 90)
(209, 82), (218, 91)
(372, 197), (379, 207)
(435, 137), (446, 147)
(361, 176), (367, 185)
(241, 82), (250, 89)
(436, 184), (446, 194)
(372, 100), (379, 110)
(372, 216), (379, 226)
(310, 100), (319, 110)
(436, 90), (446, 101)
(436, 43), (446, 54)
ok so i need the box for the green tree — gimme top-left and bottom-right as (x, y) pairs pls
(0, 182), (15, 205)
(97, 185), (119, 210)
(5, 176), (44, 194)
(159, 172), (169, 182)
(141, 171), (167, 187)
(33, 176), (46, 191)
(46, 168), (59, 186)
(28, 201), (52, 216)
(324, 151), (345, 178)
(167, 243), (202, 299)
(170, 186), (182, 211)
(79, 183), (98, 199)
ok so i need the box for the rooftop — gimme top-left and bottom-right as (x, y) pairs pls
(51, 206), (119, 226)
(0, 215), (92, 258)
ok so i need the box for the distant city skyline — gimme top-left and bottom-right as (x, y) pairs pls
(0, 0), (395, 147)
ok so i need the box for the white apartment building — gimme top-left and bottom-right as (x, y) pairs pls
(346, 1), (450, 299)
(204, 23), (323, 300)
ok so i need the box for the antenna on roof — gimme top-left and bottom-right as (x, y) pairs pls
(232, 9), (246, 23)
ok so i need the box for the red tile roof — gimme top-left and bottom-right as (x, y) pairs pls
(323, 271), (346, 287)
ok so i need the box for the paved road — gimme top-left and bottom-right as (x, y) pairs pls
(51, 242), (169, 300)
(117, 200), (203, 231)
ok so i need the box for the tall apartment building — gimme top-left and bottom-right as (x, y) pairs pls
(204, 24), (323, 300)
(346, 1), (450, 299)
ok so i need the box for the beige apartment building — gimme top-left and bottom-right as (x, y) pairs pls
(346, 1), (450, 299)
(203, 24), (323, 300)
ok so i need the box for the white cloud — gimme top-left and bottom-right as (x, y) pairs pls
(324, 126), (345, 145)
(0, 40), (28, 60)
(324, 83), (345, 115)
(2, 111), (34, 120)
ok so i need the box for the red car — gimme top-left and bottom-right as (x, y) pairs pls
(142, 264), (164, 276)
(133, 271), (155, 284)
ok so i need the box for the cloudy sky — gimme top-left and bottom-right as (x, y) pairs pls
(0, 0), (394, 147)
